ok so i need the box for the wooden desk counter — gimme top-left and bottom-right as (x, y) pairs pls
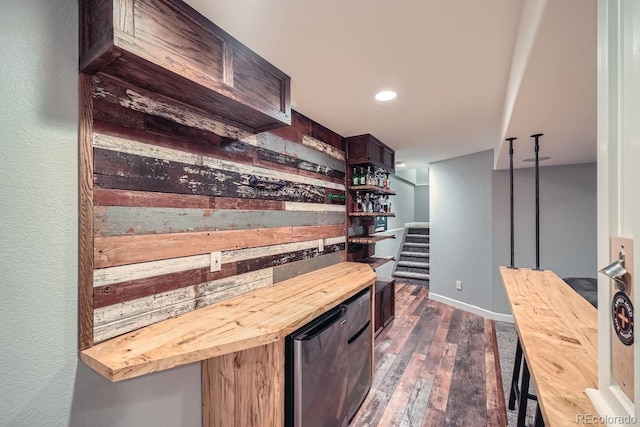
(500, 267), (603, 427)
(81, 262), (376, 382)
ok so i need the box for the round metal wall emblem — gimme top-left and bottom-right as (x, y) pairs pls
(612, 291), (634, 346)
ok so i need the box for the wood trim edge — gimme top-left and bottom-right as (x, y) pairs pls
(79, 73), (95, 350)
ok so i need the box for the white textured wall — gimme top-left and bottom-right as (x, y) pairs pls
(0, 2), (201, 426)
(429, 150), (494, 311)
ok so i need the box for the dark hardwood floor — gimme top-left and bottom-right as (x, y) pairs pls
(352, 283), (507, 427)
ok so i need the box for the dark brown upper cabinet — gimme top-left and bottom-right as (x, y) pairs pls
(80, 0), (291, 132)
(345, 134), (395, 174)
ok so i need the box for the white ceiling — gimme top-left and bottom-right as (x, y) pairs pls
(184, 0), (596, 171)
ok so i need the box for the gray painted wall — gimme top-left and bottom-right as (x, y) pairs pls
(0, 2), (201, 426)
(430, 150), (494, 311)
(374, 174), (415, 279)
(491, 163), (597, 314)
(415, 185), (430, 222)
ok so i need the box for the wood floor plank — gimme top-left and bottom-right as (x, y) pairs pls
(385, 315), (420, 354)
(420, 304), (455, 377)
(398, 376), (434, 427)
(484, 318), (507, 427)
(444, 312), (487, 426)
(421, 342), (458, 426)
(377, 352), (427, 426)
(357, 284), (506, 427)
(403, 286), (429, 317)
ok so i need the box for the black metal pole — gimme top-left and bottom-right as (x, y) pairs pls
(506, 137), (517, 269)
(531, 133), (543, 271)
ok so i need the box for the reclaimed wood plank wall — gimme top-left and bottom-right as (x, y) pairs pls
(81, 73), (347, 346)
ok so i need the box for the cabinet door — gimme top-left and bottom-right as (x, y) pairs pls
(381, 283), (395, 327)
(374, 290), (383, 336)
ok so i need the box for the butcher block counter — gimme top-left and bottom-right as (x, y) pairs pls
(500, 267), (602, 427)
(81, 261), (376, 426)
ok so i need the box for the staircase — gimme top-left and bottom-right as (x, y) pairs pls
(392, 224), (430, 287)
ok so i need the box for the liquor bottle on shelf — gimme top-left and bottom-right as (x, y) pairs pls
(352, 167), (359, 186)
(354, 191), (362, 212)
(359, 167), (366, 185)
(365, 166), (372, 185)
(382, 172), (388, 189)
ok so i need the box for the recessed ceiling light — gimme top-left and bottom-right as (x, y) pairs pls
(375, 90), (397, 101)
(523, 156), (551, 162)
(396, 161), (406, 168)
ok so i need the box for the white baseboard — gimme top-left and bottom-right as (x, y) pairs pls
(428, 292), (514, 323)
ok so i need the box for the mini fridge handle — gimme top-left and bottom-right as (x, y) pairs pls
(297, 306), (347, 341)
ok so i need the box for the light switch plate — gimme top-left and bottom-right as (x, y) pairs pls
(210, 251), (221, 272)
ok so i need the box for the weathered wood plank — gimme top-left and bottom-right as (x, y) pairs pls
(96, 188), (208, 209)
(257, 147), (345, 180)
(94, 253), (211, 287)
(224, 236), (345, 263)
(94, 224), (346, 268)
(243, 132), (345, 173)
(94, 147), (328, 204)
(93, 73), (253, 141)
(302, 135), (345, 161)
(79, 73), (95, 350)
(93, 98), (146, 132)
(95, 109), (345, 187)
(93, 237), (346, 287)
(291, 224), (346, 241)
(96, 241), (343, 309)
(93, 263), (238, 309)
(236, 243), (344, 275)
(93, 132), (344, 191)
(284, 201), (345, 212)
(94, 268), (274, 342)
(143, 114), (346, 182)
(94, 115), (259, 168)
(94, 206), (345, 236)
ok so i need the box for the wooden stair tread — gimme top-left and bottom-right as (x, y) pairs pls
(80, 262), (376, 382)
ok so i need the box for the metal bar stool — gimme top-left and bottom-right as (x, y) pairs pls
(508, 338), (544, 427)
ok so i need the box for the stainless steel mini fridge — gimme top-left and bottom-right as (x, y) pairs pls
(285, 305), (349, 427)
(285, 289), (373, 427)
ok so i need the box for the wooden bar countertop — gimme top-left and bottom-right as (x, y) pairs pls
(500, 267), (603, 426)
(81, 262), (376, 382)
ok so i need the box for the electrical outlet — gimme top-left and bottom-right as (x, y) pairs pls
(210, 251), (221, 272)
(456, 280), (462, 291)
(318, 239), (325, 252)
